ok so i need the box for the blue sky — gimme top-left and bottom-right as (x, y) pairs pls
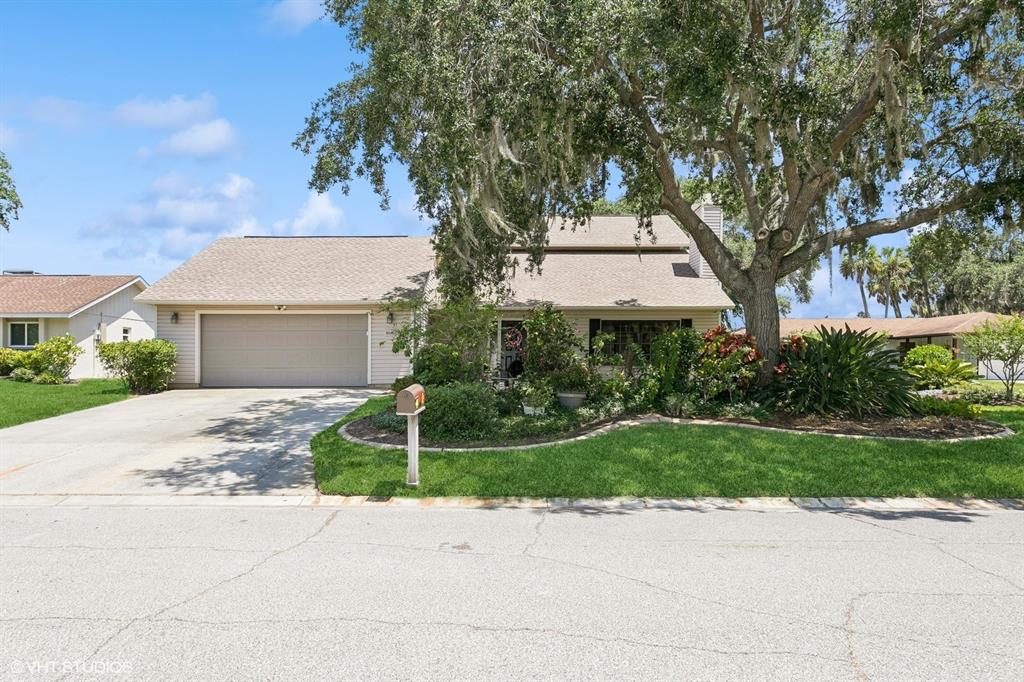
(1, 0), (905, 319)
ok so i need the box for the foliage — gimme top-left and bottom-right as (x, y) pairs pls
(839, 242), (879, 318)
(960, 315), (1024, 400)
(663, 393), (697, 419)
(0, 151), (22, 231)
(549, 361), (591, 393)
(298, 1), (1024, 380)
(368, 409), (407, 433)
(648, 327), (702, 398)
(905, 358), (977, 390)
(915, 396), (982, 421)
(31, 334), (83, 381)
(694, 326), (760, 403)
(412, 343), (483, 386)
(904, 344), (953, 367)
(519, 379), (554, 409)
(867, 246), (912, 319)
(96, 339), (177, 394)
(947, 383), (1024, 407)
(10, 367), (36, 383)
(0, 348), (30, 375)
(314, 398), (1024, 499)
(772, 326), (916, 417)
(31, 372), (65, 385)
(389, 374), (418, 395)
(521, 304), (584, 378)
(420, 382), (499, 441)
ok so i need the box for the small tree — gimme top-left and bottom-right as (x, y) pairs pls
(960, 316), (1024, 400)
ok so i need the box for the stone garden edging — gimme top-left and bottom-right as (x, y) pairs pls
(339, 414), (1016, 452)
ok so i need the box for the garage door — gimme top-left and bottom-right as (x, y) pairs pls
(201, 314), (367, 387)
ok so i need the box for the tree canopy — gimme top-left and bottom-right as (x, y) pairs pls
(0, 151), (21, 232)
(298, 0), (1024, 378)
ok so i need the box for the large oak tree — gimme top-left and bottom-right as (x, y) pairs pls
(298, 0), (1024, 380)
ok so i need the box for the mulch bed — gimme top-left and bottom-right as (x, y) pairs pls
(344, 415), (618, 449)
(715, 414), (1008, 440)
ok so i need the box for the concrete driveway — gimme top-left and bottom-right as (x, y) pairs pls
(0, 388), (376, 496)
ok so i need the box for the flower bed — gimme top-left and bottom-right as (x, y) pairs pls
(712, 413), (1009, 440)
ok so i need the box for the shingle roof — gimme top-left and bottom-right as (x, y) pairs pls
(136, 237), (436, 305)
(503, 251), (733, 309)
(778, 312), (1003, 339)
(539, 214), (687, 250)
(0, 274), (141, 315)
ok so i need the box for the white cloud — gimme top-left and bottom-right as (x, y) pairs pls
(113, 93), (216, 129)
(275, 191), (343, 234)
(0, 122), (16, 147)
(217, 173), (255, 200)
(159, 227), (214, 260)
(17, 96), (92, 130)
(149, 118), (238, 158)
(265, 0), (323, 34)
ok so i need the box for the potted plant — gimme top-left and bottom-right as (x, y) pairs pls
(520, 379), (554, 416)
(552, 362), (590, 409)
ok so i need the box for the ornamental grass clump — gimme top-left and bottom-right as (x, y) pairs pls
(771, 326), (916, 417)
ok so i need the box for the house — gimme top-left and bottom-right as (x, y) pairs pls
(0, 272), (156, 379)
(135, 202), (734, 388)
(778, 312), (1006, 378)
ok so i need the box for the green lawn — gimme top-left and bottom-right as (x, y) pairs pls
(312, 397), (1024, 498)
(0, 378), (131, 429)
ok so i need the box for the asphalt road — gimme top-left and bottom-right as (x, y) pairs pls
(2, 503), (1022, 680)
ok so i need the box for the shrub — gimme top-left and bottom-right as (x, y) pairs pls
(412, 343), (485, 385)
(519, 379), (554, 409)
(31, 372), (65, 385)
(390, 374), (418, 395)
(521, 303), (584, 377)
(97, 339), (177, 393)
(694, 326), (761, 403)
(915, 396), (982, 420)
(905, 358), (977, 389)
(10, 367), (35, 383)
(420, 382), (499, 441)
(549, 361), (591, 393)
(772, 326), (916, 417)
(648, 327), (702, 398)
(0, 347), (29, 375)
(368, 409), (407, 432)
(904, 344), (953, 367)
(32, 334), (83, 380)
(663, 393), (697, 418)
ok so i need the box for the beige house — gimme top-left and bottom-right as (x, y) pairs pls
(778, 312), (1007, 379)
(136, 204), (733, 388)
(0, 273), (155, 379)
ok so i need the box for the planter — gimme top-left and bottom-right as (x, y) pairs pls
(556, 392), (586, 409)
(523, 404), (547, 416)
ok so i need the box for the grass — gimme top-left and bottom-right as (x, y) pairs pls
(0, 378), (131, 429)
(312, 396), (1024, 499)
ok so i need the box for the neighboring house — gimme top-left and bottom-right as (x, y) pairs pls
(135, 203), (733, 388)
(0, 273), (156, 379)
(778, 312), (1007, 379)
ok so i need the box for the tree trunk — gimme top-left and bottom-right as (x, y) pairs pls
(857, 275), (870, 317)
(739, 276), (781, 386)
(891, 288), (903, 318)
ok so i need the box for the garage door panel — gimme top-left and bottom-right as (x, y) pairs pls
(201, 314), (368, 387)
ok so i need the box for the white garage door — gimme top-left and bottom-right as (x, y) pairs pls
(201, 314), (368, 387)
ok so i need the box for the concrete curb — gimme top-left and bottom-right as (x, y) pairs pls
(2, 494), (1021, 511)
(339, 414), (1016, 452)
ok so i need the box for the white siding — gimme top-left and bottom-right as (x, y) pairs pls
(370, 310), (413, 385)
(156, 307), (198, 386)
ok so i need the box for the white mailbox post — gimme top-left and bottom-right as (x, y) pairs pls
(395, 384), (426, 486)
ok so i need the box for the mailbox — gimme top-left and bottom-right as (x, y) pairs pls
(396, 384), (426, 415)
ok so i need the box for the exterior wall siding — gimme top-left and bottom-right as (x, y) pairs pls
(370, 310), (413, 386)
(156, 307), (198, 386)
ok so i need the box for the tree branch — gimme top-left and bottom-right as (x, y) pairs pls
(777, 184), (994, 277)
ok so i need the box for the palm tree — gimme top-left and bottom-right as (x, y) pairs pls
(839, 242), (879, 318)
(875, 246), (912, 318)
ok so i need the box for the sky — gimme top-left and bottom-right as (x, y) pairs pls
(1, 0), (908, 320)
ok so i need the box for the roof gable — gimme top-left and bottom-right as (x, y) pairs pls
(0, 275), (142, 315)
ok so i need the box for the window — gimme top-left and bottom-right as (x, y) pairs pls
(9, 322), (40, 348)
(593, 319), (692, 357)
(122, 327), (131, 342)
